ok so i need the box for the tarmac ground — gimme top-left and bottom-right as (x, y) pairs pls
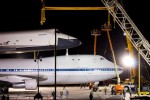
(0, 86), (144, 100)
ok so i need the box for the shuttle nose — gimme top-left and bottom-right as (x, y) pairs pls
(56, 33), (82, 49)
(57, 37), (82, 49)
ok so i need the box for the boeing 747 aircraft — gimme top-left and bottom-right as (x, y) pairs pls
(0, 29), (81, 53)
(0, 54), (123, 93)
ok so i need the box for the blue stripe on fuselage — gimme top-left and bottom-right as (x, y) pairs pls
(0, 68), (122, 72)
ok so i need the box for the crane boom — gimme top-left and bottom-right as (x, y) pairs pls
(101, 0), (150, 66)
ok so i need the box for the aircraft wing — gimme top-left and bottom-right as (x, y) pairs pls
(0, 74), (48, 84)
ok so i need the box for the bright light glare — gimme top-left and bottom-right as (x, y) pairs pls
(123, 32), (126, 36)
(122, 55), (135, 67)
(16, 51), (23, 54)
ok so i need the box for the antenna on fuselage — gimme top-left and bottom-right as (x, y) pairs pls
(66, 49), (69, 56)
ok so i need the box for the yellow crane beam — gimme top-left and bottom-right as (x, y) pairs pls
(44, 7), (113, 10)
(91, 29), (101, 55)
(138, 47), (141, 96)
(125, 31), (136, 83)
(40, 0), (114, 25)
(101, 23), (120, 84)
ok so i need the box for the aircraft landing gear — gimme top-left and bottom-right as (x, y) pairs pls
(1, 94), (9, 100)
(0, 86), (8, 94)
(1, 87), (9, 100)
(89, 85), (93, 90)
(92, 86), (98, 92)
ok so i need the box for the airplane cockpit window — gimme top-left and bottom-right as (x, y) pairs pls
(100, 57), (104, 60)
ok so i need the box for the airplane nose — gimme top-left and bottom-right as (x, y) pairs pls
(57, 38), (82, 49)
(118, 67), (123, 74)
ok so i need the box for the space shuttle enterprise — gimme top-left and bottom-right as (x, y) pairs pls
(0, 29), (81, 53)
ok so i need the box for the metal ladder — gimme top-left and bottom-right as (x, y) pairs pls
(101, 0), (150, 66)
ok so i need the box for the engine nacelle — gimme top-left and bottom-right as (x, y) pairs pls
(12, 83), (25, 88)
(12, 79), (37, 90)
(25, 79), (37, 90)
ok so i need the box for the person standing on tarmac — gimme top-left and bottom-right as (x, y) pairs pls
(60, 90), (63, 100)
(52, 91), (56, 100)
(123, 88), (126, 97)
(104, 86), (107, 95)
(129, 87), (132, 97)
(89, 93), (93, 100)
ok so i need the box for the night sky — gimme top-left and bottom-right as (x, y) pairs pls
(0, 0), (150, 81)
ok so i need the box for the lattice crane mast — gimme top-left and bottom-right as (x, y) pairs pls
(101, 0), (150, 66)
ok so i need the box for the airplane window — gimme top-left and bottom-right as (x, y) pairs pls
(30, 39), (32, 41)
(100, 57), (104, 60)
(72, 59), (74, 60)
(78, 59), (80, 60)
(16, 40), (19, 42)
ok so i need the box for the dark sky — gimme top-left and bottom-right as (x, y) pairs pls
(0, 0), (150, 81)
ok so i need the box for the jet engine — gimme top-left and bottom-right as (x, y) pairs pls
(12, 79), (37, 90)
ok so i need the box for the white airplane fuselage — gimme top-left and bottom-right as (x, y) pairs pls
(0, 55), (123, 89)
